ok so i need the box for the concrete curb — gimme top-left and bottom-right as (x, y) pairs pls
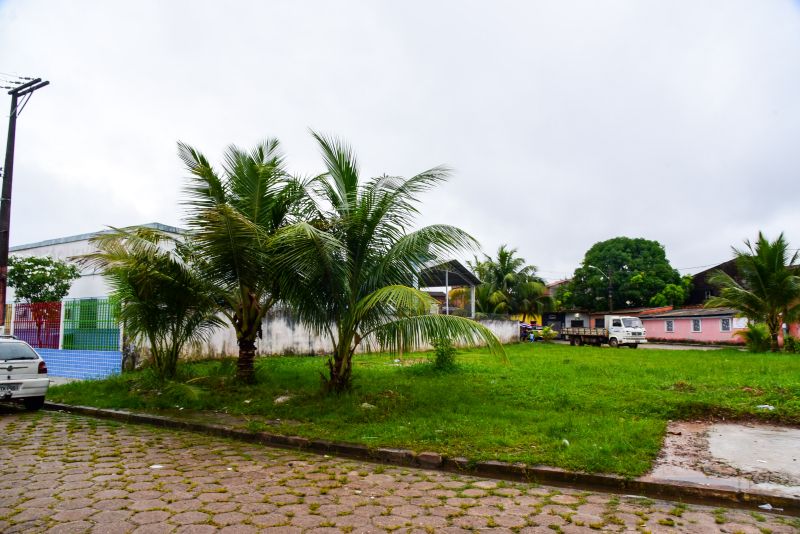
(43, 402), (800, 516)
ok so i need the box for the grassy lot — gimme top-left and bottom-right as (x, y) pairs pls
(48, 343), (800, 477)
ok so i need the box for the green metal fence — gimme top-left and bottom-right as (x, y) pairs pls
(62, 297), (121, 351)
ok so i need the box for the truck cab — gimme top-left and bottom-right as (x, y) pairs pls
(606, 315), (647, 348)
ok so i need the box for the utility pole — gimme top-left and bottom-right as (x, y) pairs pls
(588, 264), (613, 312)
(0, 76), (50, 328)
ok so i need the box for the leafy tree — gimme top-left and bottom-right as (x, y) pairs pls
(277, 132), (502, 393)
(8, 256), (80, 347)
(706, 232), (800, 352)
(566, 237), (680, 311)
(649, 275), (693, 307)
(82, 228), (223, 379)
(8, 255), (80, 303)
(179, 139), (310, 382)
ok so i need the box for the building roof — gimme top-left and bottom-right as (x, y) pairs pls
(418, 260), (481, 287)
(641, 307), (739, 319)
(10, 222), (185, 252)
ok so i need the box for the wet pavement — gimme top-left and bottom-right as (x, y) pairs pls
(647, 421), (800, 500)
(1, 410), (798, 533)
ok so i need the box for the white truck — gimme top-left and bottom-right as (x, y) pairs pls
(562, 315), (647, 348)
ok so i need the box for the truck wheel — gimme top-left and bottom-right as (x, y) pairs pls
(629, 344), (638, 349)
(574, 337), (583, 346)
(569, 337), (575, 346)
(609, 338), (619, 348)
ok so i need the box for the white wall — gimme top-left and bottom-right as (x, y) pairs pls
(197, 311), (519, 358)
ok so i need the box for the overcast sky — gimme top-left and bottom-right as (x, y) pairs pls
(1, 0), (798, 281)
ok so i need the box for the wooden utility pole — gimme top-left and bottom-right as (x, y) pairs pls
(0, 76), (49, 328)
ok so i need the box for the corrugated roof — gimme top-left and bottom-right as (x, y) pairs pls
(642, 307), (739, 319)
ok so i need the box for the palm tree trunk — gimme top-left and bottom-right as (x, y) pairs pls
(237, 338), (257, 383)
(324, 348), (353, 393)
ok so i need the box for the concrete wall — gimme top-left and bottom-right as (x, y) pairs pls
(198, 310), (519, 357)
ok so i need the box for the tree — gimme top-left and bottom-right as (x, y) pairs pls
(8, 255), (80, 303)
(8, 256), (80, 346)
(81, 228), (223, 379)
(706, 232), (800, 352)
(566, 237), (680, 311)
(277, 132), (502, 393)
(179, 139), (310, 382)
(466, 245), (548, 317)
(649, 275), (693, 307)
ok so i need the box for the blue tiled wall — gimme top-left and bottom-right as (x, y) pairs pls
(37, 349), (122, 379)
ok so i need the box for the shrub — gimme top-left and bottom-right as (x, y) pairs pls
(432, 337), (457, 370)
(784, 335), (799, 354)
(734, 323), (771, 353)
(540, 326), (558, 343)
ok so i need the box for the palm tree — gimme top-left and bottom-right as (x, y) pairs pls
(515, 280), (551, 324)
(706, 232), (800, 352)
(481, 245), (540, 294)
(179, 140), (310, 382)
(276, 132), (503, 393)
(81, 228), (223, 379)
(467, 246), (545, 317)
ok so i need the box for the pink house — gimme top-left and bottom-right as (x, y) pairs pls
(640, 307), (746, 345)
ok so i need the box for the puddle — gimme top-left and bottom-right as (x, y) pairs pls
(645, 421), (800, 499)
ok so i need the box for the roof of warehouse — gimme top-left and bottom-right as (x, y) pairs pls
(10, 222), (185, 252)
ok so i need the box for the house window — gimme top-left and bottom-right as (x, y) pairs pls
(665, 320), (674, 333)
(595, 318), (605, 328)
(721, 318), (731, 332)
(704, 290), (713, 300)
(570, 320), (584, 327)
(691, 319), (702, 332)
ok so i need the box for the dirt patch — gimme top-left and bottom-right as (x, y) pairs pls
(646, 420), (800, 498)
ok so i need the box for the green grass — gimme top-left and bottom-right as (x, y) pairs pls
(48, 343), (800, 477)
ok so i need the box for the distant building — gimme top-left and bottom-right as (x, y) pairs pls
(686, 259), (738, 305)
(639, 307), (746, 344)
(8, 223), (184, 301)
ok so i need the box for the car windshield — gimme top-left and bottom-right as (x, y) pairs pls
(0, 342), (39, 360)
(622, 318), (642, 328)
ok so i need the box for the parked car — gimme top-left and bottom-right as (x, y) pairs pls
(0, 336), (49, 410)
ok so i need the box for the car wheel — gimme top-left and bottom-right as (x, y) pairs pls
(22, 396), (45, 411)
(609, 338), (619, 348)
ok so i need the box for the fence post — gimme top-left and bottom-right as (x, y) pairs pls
(8, 303), (13, 336)
(58, 301), (66, 350)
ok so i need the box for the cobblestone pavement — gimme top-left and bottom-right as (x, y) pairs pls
(1, 411), (798, 534)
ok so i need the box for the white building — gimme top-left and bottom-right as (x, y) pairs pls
(7, 222), (184, 301)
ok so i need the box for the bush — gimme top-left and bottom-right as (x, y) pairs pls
(432, 337), (457, 370)
(734, 323), (771, 353)
(540, 326), (558, 343)
(784, 335), (799, 354)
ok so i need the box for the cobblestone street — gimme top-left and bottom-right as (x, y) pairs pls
(1, 411), (797, 533)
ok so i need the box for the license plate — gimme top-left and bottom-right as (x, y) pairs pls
(0, 383), (21, 392)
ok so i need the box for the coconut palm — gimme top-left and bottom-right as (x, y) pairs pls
(81, 228), (223, 379)
(179, 139), (311, 382)
(276, 132), (503, 392)
(514, 280), (552, 324)
(706, 232), (800, 352)
(467, 246), (545, 317)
